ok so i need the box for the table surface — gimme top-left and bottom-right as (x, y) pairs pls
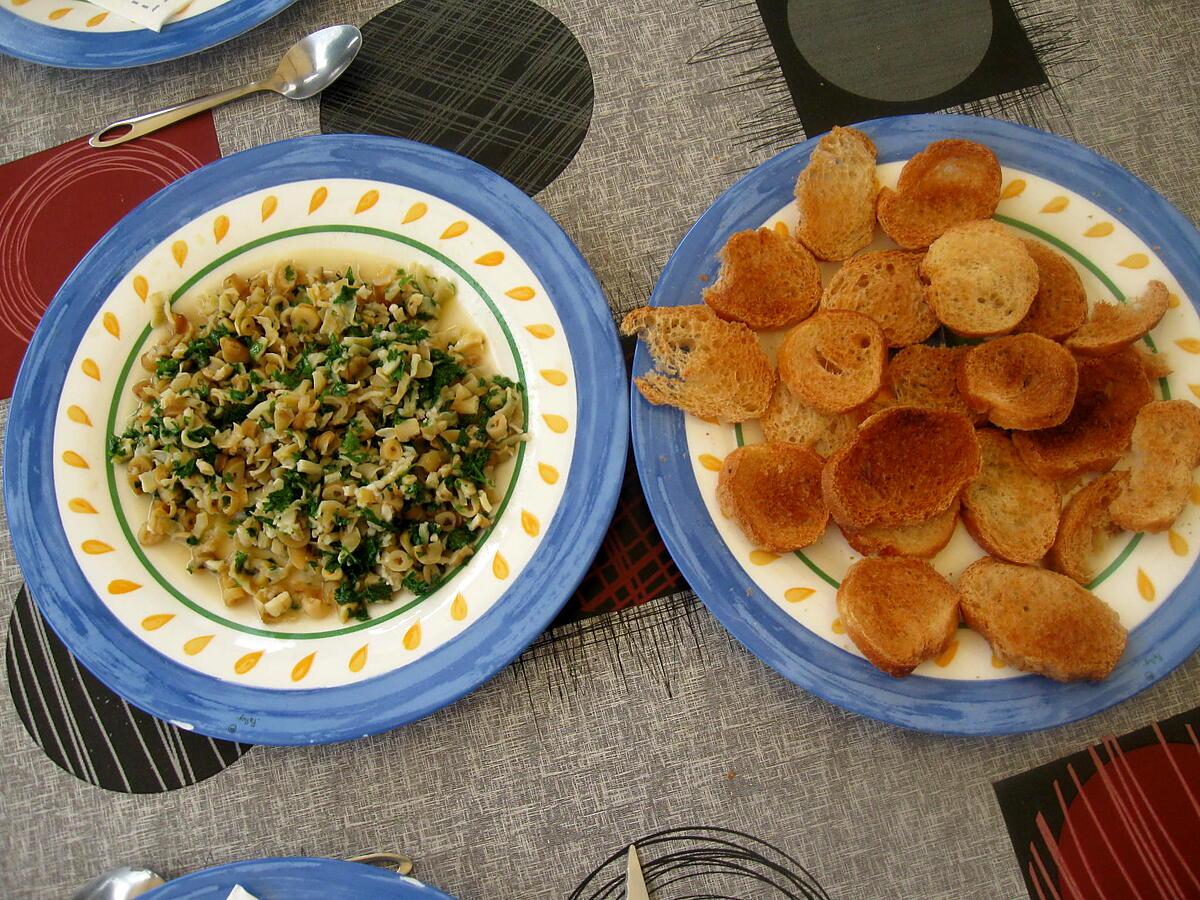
(2, 0), (1199, 897)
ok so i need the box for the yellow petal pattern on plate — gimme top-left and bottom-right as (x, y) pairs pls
(108, 580), (141, 594)
(309, 186), (328, 214)
(402, 202), (427, 224)
(1169, 293), (1181, 309)
(82, 358), (100, 380)
(82, 540), (113, 554)
(68, 498), (97, 514)
(403, 622), (422, 651)
(935, 639), (959, 667)
(543, 414), (568, 433)
(698, 453), (723, 472)
(355, 189), (379, 214)
(1083, 222), (1114, 237)
(1168, 530), (1188, 556)
(1137, 568), (1155, 601)
(1119, 253), (1149, 269)
(785, 587), (814, 602)
(526, 324), (555, 339)
(349, 644), (368, 672)
(261, 195), (277, 221)
(234, 650), (263, 675)
(141, 614), (173, 631)
(48, 7), (70, 19)
(184, 635), (214, 656)
(1191, 483), (1200, 505)
(506, 286), (535, 301)
(831, 618), (846, 635)
(440, 221), (468, 239)
(291, 652), (315, 682)
(540, 369), (567, 386)
(749, 550), (778, 565)
(451, 593), (468, 621)
(133, 275), (148, 301)
(86, 11), (107, 25)
(1040, 196), (1069, 213)
(493, 552), (510, 579)
(213, 214), (229, 242)
(1189, 385), (1200, 401)
(773, 221), (789, 238)
(103, 312), (120, 338)
(1000, 179), (1025, 199)
(474, 251), (504, 266)
(171, 240), (187, 267)
(62, 451), (88, 469)
(538, 462), (559, 484)
(991, 654), (1007, 669)
(67, 405), (91, 426)
(1176, 339), (1200, 354)
(521, 510), (540, 537)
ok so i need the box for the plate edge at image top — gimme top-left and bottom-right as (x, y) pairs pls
(4, 133), (627, 744)
(630, 113), (1200, 735)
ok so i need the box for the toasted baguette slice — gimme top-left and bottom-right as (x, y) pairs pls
(1048, 471), (1128, 584)
(717, 443), (829, 552)
(822, 407), (981, 530)
(621, 305), (773, 421)
(837, 558), (959, 677)
(760, 381), (859, 458)
(1066, 281), (1170, 357)
(958, 333), (1079, 430)
(821, 250), (938, 347)
(1014, 240), (1089, 339)
(794, 126), (879, 261)
(876, 139), (1002, 249)
(777, 310), (886, 414)
(1137, 345), (1173, 383)
(882, 344), (982, 423)
(1011, 348), (1152, 480)
(1109, 400), (1200, 533)
(961, 430), (1060, 564)
(704, 227), (822, 329)
(958, 558), (1126, 682)
(921, 220), (1039, 336)
(841, 500), (959, 558)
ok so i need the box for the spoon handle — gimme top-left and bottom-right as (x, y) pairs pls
(89, 80), (270, 148)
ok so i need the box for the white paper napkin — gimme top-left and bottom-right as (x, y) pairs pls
(225, 886), (259, 900)
(83, 0), (193, 32)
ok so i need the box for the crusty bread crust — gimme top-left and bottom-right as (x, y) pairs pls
(958, 333), (1079, 430)
(1109, 400), (1200, 533)
(837, 558), (959, 678)
(1066, 280), (1170, 357)
(777, 310), (886, 414)
(961, 430), (1060, 564)
(704, 227), (822, 329)
(760, 380), (860, 458)
(821, 250), (938, 347)
(621, 305), (774, 422)
(877, 139), (1002, 250)
(1048, 471), (1128, 585)
(841, 500), (959, 558)
(882, 344), (982, 423)
(959, 558), (1126, 682)
(794, 126), (879, 261)
(821, 407), (981, 530)
(1011, 348), (1152, 480)
(717, 443), (829, 552)
(1014, 240), (1088, 339)
(921, 220), (1039, 337)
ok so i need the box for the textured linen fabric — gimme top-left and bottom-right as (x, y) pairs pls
(1, 0), (1199, 896)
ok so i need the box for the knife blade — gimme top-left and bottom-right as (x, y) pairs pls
(625, 844), (650, 900)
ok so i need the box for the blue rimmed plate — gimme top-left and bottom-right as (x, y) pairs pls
(5, 134), (626, 744)
(0, 0), (299, 69)
(145, 858), (454, 898)
(633, 113), (1200, 735)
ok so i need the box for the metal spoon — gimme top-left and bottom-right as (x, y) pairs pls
(89, 24), (362, 149)
(71, 866), (164, 900)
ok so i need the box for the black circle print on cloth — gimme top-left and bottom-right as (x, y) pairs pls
(570, 827), (830, 899)
(320, 0), (594, 196)
(5, 588), (252, 793)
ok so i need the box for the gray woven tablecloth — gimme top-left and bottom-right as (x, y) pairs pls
(2, 1), (1199, 897)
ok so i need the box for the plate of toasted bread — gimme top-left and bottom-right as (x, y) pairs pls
(627, 113), (1200, 734)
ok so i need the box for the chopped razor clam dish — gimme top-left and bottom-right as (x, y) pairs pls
(108, 262), (525, 624)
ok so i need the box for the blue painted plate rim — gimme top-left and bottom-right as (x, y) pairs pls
(631, 112), (1200, 736)
(144, 857), (455, 898)
(0, 0), (299, 69)
(4, 133), (628, 745)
